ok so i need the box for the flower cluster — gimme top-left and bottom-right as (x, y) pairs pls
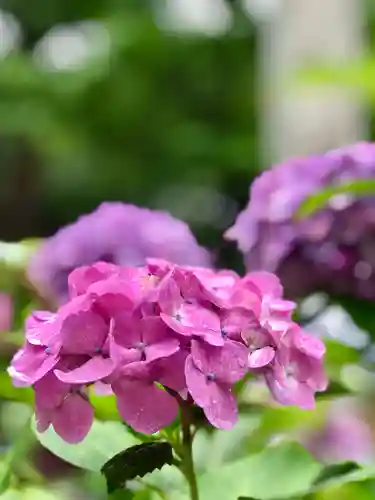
(225, 142), (375, 299)
(9, 259), (326, 443)
(28, 202), (211, 305)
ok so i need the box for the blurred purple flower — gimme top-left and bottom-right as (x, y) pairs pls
(303, 400), (374, 464)
(225, 142), (375, 299)
(0, 293), (12, 333)
(28, 202), (212, 305)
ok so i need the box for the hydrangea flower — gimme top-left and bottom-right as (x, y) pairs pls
(302, 399), (374, 464)
(28, 202), (211, 305)
(225, 142), (375, 299)
(9, 259), (326, 442)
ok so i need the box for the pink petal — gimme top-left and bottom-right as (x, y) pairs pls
(109, 335), (140, 368)
(110, 313), (142, 347)
(61, 308), (108, 355)
(246, 271), (283, 298)
(25, 311), (57, 346)
(34, 372), (69, 409)
(88, 278), (136, 315)
(8, 343), (58, 385)
(68, 262), (119, 298)
(53, 393), (94, 443)
(35, 406), (52, 432)
(113, 379), (178, 434)
(54, 356), (114, 384)
(156, 350), (188, 393)
(191, 340), (248, 384)
(141, 317), (171, 344)
(248, 346), (275, 369)
(295, 332), (326, 360)
(266, 371), (316, 410)
(185, 356), (237, 429)
(146, 339), (180, 363)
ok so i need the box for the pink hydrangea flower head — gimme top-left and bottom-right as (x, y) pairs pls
(225, 142), (375, 299)
(28, 202), (212, 305)
(9, 259), (327, 441)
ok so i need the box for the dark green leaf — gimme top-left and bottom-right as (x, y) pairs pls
(296, 179), (375, 219)
(312, 463), (375, 492)
(101, 442), (173, 494)
(313, 461), (360, 486)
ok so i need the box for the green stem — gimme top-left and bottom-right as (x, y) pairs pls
(180, 404), (199, 500)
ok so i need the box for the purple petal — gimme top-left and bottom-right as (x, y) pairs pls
(185, 355), (237, 429)
(54, 356), (114, 384)
(248, 346), (275, 369)
(52, 393), (94, 443)
(113, 379), (178, 433)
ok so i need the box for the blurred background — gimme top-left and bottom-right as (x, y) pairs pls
(2, 0), (375, 498)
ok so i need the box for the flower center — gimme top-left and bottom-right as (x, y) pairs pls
(206, 372), (216, 382)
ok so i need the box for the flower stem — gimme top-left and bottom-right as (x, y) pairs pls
(180, 404), (199, 500)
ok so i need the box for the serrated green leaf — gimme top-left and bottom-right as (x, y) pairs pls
(101, 442), (173, 494)
(31, 416), (138, 472)
(296, 179), (375, 219)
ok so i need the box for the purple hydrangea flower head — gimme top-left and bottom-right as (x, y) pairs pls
(225, 142), (375, 299)
(303, 399), (374, 464)
(9, 259), (327, 442)
(28, 202), (212, 305)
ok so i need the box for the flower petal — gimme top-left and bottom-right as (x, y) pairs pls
(52, 393), (94, 443)
(113, 379), (178, 434)
(185, 355), (237, 429)
(248, 346), (275, 369)
(54, 356), (114, 384)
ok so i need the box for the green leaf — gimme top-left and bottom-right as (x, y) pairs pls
(101, 442), (174, 494)
(312, 463), (375, 492)
(296, 179), (375, 219)
(313, 461), (360, 486)
(31, 416), (138, 472)
(192, 441), (322, 500)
